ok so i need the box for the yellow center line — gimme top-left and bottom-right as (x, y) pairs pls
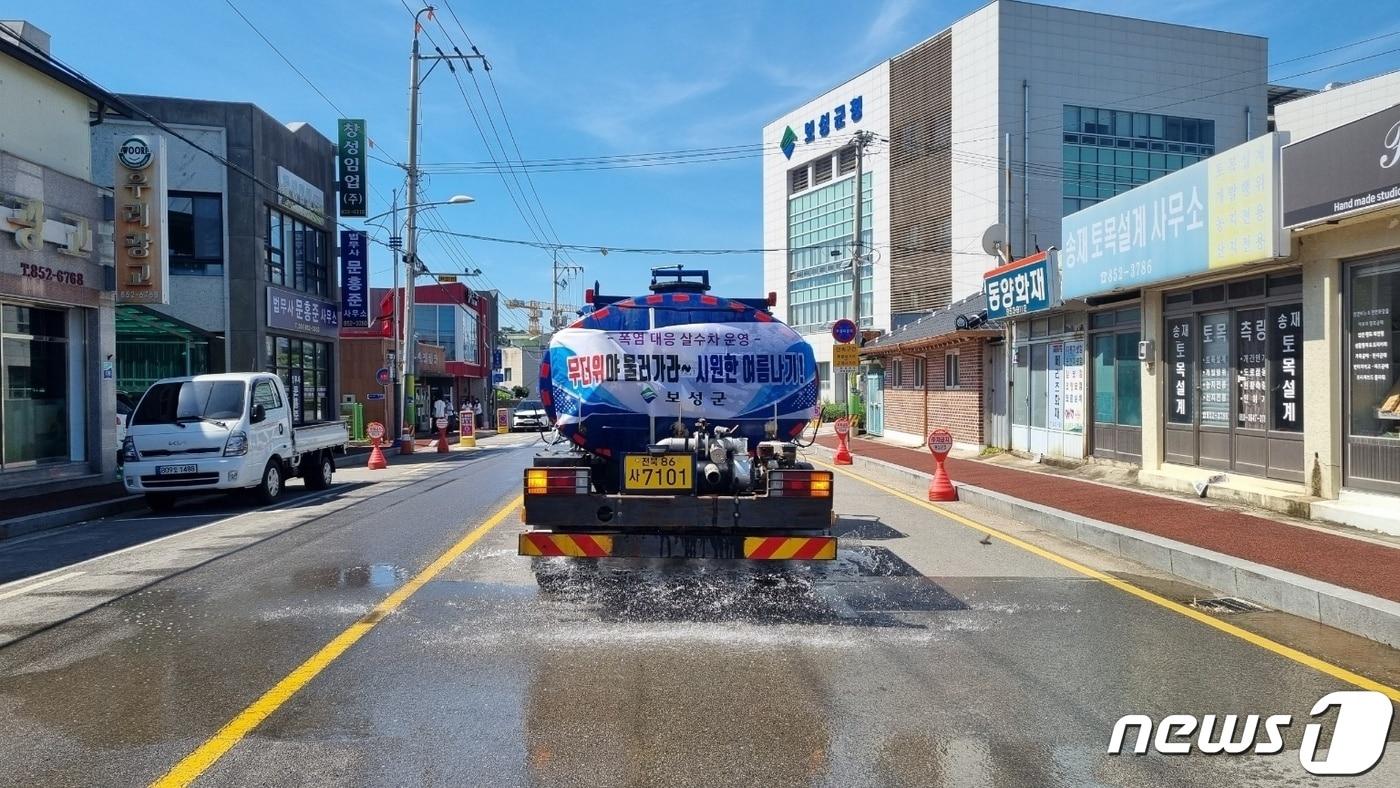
(814, 458), (1400, 702)
(150, 495), (524, 788)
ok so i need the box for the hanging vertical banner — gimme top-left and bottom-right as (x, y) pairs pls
(337, 119), (367, 218)
(1062, 340), (1085, 433)
(1046, 341), (1064, 431)
(340, 230), (369, 327)
(115, 135), (170, 304)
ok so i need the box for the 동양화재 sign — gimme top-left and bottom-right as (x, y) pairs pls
(1060, 133), (1285, 300)
(984, 250), (1055, 320)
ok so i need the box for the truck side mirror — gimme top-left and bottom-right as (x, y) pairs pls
(251, 403), (266, 424)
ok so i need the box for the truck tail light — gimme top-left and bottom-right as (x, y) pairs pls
(768, 469), (832, 498)
(525, 467), (590, 495)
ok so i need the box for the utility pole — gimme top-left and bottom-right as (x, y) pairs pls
(549, 249), (583, 332)
(847, 129), (875, 408)
(388, 188), (401, 447)
(401, 5), (484, 441)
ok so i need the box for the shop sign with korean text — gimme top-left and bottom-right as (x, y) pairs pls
(115, 135), (170, 304)
(339, 230), (369, 327)
(984, 250), (1055, 320)
(1060, 134), (1285, 300)
(1282, 102), (1400, 227)
(336, 119), (367, 218)
(277, 166), (325, 225)
(267, 285), (339, 336)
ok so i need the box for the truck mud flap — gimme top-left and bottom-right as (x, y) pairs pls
(519, 532), (836, 560)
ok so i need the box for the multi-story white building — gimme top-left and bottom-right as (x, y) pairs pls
(763, 0), (1268, 400)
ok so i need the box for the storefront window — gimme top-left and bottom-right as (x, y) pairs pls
(1012, 345), (1029, 425)
(1093, 335), (1115, 424)
(1349, 262), (1399, 440)
(265, 335), (332, 425)
(1269, 304), (1304, 433)
(265, 208), (328, 296)
(1114, 332), (1141, 427)
(1200, 311), (1231, 428)
(1031, 344), (1047, 428)
(2, 304), (71, 465)
(1166, 317), (1193, 424)
(1236, 308), (1268, 430)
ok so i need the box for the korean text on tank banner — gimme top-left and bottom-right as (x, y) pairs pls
(565, 330), (806, 408)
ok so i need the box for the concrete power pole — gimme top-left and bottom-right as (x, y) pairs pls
(847, 130), (876, 406)
(401, 5), (482, 441)
(401, 8), (428, 445)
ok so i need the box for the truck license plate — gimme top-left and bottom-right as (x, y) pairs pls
(622, 455), (692, 492)
(156, 464), (198, 476)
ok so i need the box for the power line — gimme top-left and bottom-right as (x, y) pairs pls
(0, 21), (398, 260)
(222, 0), (406, 176)
(417, 225), (1016, 259)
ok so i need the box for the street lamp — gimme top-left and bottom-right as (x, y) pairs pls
(361, 193), (475, 447)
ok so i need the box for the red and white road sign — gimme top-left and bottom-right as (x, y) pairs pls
(834, 417), (851, 436)
(366, 421), (385, 440)
(927, 428), (953, 458)
(435, 417), (449, 430)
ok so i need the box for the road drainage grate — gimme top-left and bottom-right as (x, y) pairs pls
(1190, 596), (1267, 614)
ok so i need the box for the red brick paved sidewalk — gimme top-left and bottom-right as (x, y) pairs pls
(816, 435), (1400, 603)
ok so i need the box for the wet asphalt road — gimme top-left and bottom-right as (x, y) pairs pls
(0, 438), (1397, 787)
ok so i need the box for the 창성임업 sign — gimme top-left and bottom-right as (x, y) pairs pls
(833, 342), (861, 369)
(337, 119), (367, 218)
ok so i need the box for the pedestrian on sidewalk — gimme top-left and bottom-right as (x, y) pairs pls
(432, 395), (448, 427)
(473, 397), (483, 428)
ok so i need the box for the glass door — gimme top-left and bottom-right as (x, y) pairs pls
(2, 304), (71, 467)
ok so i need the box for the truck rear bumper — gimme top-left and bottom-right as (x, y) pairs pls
(519, 531), (836, 560)
(522, 493), (834, 531)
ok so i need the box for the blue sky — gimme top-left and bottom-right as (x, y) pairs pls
(27, 0), (1400, 330)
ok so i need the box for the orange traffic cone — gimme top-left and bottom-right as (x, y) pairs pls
(367, 438), (388, 470)
(928, 457), (957, 501)
(437, 426), (450, 453)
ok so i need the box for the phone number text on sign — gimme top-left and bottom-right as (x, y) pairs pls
(19, 262), (84, 286)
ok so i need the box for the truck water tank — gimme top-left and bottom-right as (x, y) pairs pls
(540, 291), (819, 457)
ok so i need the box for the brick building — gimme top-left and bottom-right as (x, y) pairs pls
(861, 292), (997, 449)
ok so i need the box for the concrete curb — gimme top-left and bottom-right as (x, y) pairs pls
(809, 444), (1400, 650)
(0, 496), (146, 541)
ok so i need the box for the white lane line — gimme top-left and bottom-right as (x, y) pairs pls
(0, 571), (85, 602)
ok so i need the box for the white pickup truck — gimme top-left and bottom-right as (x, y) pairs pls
(120, 373), (349, 511)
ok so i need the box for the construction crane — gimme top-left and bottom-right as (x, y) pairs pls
(504, 298), (581, 335)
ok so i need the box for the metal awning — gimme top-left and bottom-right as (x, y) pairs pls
(115, 305), (217, 344)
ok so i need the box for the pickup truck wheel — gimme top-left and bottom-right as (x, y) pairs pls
(305, 453), (334, 491)
(254, 460), (283, 505)
(144, 493), (176, 513)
